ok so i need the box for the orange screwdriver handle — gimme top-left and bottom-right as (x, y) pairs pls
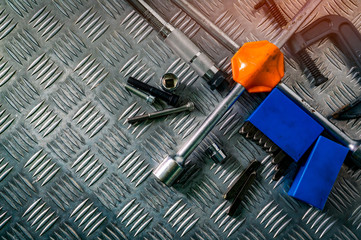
(231, 40), (284, 93)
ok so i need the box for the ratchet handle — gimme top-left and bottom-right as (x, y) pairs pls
(290, 15), (361, 69)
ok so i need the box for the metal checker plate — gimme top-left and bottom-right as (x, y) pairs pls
(0, 0), (360, 239)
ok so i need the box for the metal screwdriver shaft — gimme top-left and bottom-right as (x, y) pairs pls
(127, 102), (195, 124)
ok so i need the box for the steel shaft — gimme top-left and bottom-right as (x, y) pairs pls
(175, 84), (245, 163)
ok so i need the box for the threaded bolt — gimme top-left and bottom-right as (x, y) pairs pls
(298, 49), (328, 86)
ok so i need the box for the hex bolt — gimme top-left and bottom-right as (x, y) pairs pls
(127, 102), (195, 124)
(255, 0), (328, 85)
(127, 77), (180, 106)
(161, 73), (179, 92)
(124, 84), (155, 104)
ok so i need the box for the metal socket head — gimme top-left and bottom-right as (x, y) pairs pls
(161, 73), (179, 92)
(205, 143), (227, 163)
(153, 156), (183, 186)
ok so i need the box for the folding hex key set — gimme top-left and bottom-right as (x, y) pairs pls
(125, 0), (361, 214)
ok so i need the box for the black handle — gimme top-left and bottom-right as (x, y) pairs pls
(127, 77), (180, 106)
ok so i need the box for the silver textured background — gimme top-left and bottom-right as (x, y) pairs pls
(0, 0), (360, 239)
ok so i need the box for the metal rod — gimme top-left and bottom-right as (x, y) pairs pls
(127, 102), (195, 124)
(127, 0), (174, 37)
(175, 84), (245, 163)
(170, 0), (239, 53)
(171, 0), (324, 50)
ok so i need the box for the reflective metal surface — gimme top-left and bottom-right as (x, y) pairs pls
(0, 0), (361, 239)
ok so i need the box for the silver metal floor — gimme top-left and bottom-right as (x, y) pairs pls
(0, 0), (361, 239)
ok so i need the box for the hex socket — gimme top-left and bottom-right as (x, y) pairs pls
(127, 77), (180, 106)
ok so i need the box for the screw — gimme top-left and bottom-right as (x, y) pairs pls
(127, 102), (195, 124)
(297, 49), (328, 86)
(255, 0), (287, 27)
(127, 77), (180, 106)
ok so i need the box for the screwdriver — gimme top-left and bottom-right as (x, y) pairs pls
(149, 0), (325, 186)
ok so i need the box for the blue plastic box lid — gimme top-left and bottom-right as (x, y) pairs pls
(288, 136), (349, 209)
(247, 88), (324, 161)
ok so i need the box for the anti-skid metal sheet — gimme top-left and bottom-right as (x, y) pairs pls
(0, 0), (361, 239)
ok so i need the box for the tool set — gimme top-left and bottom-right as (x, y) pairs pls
(2, 0), (361, 238)
(125, 0), (361, 214)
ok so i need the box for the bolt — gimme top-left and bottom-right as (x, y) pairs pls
(127, 102), (195, 124)
(127, 77), (180, 106)
(255, 0), (287, 27)
(124, 84), (155, 104)
(297, 49), (328, 86)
